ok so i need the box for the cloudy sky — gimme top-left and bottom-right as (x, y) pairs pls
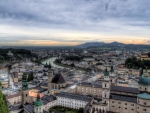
(0, 0), (150, 46)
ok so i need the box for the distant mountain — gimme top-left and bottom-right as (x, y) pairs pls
(77, 41), (150, 49)
(77, 42), (105, 48)
(105, 41), (125, 46)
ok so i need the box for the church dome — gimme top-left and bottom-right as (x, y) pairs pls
(34, 93), (43, 107)
(139, 69), (150, 85)
(138, 76), (150, 85)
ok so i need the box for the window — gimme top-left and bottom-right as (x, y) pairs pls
(118, 106), (121, 108)
(125, 103), (127, 105)
(131, 104), (134, 106)
(143, 109), (146, 111)
(118, 102), (121, 104)
(112, 106), (114, 107)
(144, 102), (146, 105)
(112, 101), (115, 103)
(125, 108), (127, 109)
(145, 88), (147, 91)
(26, 94), (27, 97)
(132, 109), (134, 111)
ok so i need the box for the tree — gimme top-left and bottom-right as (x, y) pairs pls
(0, 82), (9, 113)
(78, 108), (84, 113)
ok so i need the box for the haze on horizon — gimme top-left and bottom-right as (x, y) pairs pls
(0, 0), (150, 46)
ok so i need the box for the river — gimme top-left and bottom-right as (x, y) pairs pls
(42, 57), (64, 69)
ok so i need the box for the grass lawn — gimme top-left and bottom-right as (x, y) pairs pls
(49, 106), (83, 113)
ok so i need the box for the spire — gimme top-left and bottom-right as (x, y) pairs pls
(49, 61), (51, 69)
(110, 66), (114, 73)
(22, 73), (28, 90)
(104, 68), (109, 76)
(34, 92), (43, 107)
(37, 92), (40, 101)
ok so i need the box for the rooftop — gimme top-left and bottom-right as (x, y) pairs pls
(79, 82), (102, 88)
(51, 74), (66, 84)
(55, 92), (92, 102)
(110, 94), (137, 103)
(111, 85), (140, 94)
(137, 93), (150, 100)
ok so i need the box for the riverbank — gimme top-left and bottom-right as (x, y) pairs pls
(53, 59), (90, 71)
(42, 57), (64, 68)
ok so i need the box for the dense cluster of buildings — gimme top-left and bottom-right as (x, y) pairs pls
(0, 48), (150, 113)
(6, 66), (150, 113)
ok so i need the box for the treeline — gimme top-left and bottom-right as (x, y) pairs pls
(65, 56), (82, 61)
(125, 56), (150, 69)
(0, 48), (37, 61)
(64, 55), (94, 62)
(0, 82), (9, 113)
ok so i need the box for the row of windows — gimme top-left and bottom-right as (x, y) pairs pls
(58, 98), (86, 103)
(111, 106), (147, 112)
(138, 100), (147, 105)
(58, 104), (80, 109)
(112, 101), (134, 106)
(111, 106), (134, 110)
(137, 107), (147, 111)
(140, 87), (147, 91)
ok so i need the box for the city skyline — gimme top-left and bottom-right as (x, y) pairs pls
(0, 0), (150, 46)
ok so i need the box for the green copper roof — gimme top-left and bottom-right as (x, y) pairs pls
(138, 76), (150, 85)
(22, 73), (28, 90)
(110, 66), (114, 73)
(34, 93), (43, 107)
(137, 93), (150, 100)
(104, 68), (109, 76)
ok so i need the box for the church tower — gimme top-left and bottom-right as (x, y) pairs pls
(48, 68), (53, 94)
(109, 66), (116, 84)
(34, 93), (43, 113)
(22, 73), (29, 104)
(102, 68), (110, 111)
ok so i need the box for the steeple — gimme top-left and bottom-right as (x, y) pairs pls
(49, 61), (51, 69)
(110, 66), (114, 73)
(34, 93), (43, 113)
(22, 73), (28, 90)
(34, 93), (43, 107)
(104, 68), (109, 76)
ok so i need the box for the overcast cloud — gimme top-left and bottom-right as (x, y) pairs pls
(0, 0), (150, 45)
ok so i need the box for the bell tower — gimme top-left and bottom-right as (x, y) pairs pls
(22, 73), (29, 104)
(34, 93), (43, 113)
(110, 66), (116, 84)
(48, 68), (53, 94)
(102, 68), (110, 111)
